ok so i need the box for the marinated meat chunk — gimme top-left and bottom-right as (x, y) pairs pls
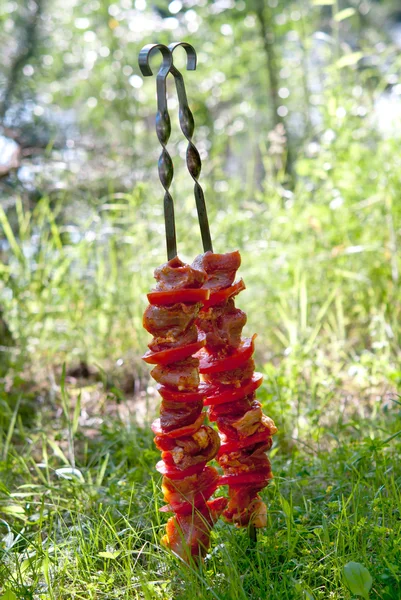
(219, 443), (272, 474)
(154, 256), (206, 290)
(159, 426), (220, 470)
(193, 251), (241, 290)
(217, 406), (277, 441)
(159, 398), (203, 432)
(162, 466), (219, 507)
(197, 300), (246, 350)
(161, 497), (226, 562)
(217, 302), (247, 348)
(215, 400), (263, 438)
(148, 324), (198, 352)
(151, 357), (200, 391)
(223, 489), (267, 528)
(143, 303), (201, 338)
(231, 402), (263, 436)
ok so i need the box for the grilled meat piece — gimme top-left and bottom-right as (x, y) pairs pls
(148, 324), (198, 352)
(143, 303), (201, 338)
(197, 299), (246, 350)
(192, 250), (241, 290)
(159, 398), (203, 432)
(219, 443), (272, 474)
(154, 256), (206, 290)
(161, 497), (226, 562)
(158, 426), (220, 470)
(151, 357), (200, 391)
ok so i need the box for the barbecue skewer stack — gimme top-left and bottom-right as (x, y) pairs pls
(139, 41), (277, 562)
(195, 251), (278, 529)
(142, 257), (228, 560)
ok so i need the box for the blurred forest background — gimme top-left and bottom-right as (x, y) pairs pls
(1, 1), (401, 597)
(1, 0), (401, 385)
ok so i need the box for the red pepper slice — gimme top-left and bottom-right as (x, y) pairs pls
(202, 279), (245, 309)
(218, 469), (273, 486)
(147, 288), (210, 306)
(157, 382), (208, 403)
(203, 373), (263, 406)
(142, 333), (206, 365)
(199, 334), (256, 374)
(207, 496), (228, 513)
(156, 459), (206, 479)
(151, 412), (205, 438)
(217, 430), (273, 457)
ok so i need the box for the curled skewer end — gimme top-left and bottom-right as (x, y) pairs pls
(168, 41), (197, 71)
(138, 43), (172, 77)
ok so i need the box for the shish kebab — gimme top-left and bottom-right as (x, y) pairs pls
(139, 42), (277, 562)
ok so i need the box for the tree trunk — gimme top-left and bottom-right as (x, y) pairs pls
(254, 0), (281, 128)
(254, 0), (293, 181)
(0, 0), (44, 120)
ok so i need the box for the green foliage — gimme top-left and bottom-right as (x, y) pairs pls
(0, 373), (401, 598)
(343, 562), (373, 599)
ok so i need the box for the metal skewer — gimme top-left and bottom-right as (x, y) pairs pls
(138, 41), (213, 258)
(139, 43), (257, 547)
(168, 42), (213, 253)
(138, 43), (177, 260)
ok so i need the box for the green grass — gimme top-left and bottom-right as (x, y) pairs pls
(0, 368), (400, 599)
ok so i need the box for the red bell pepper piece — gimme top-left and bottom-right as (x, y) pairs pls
(198, 334), (256, 374)
(218, 469), (273, 486)
(156, 382), (208, 403)
(142, 333), (206, 365)
(202, 279), (245, 309)
(147, 288), (210, 306)
(203, 373), (263, 406)
(217, 429), (273, 457)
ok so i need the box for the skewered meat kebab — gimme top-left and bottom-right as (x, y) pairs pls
(143, 257), (227, 560)
(139, 41), (277, 558)
(195, 251), (277, 529)
(139, 44), (226, 561)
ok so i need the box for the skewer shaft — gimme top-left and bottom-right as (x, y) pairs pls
(249, 524), (257, 544)
(139, 44), (177, 259)
(168, 42), (213, 253)
(139, 41), (213, 258)
(155, 107), (176, 259)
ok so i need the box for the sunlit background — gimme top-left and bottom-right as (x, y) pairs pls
(1, 0), (401, 397)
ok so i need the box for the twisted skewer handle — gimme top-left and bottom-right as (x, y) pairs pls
(156, 99), (176, 260)
(169, 42), (213, 253)
(139, 44), (177, 259)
